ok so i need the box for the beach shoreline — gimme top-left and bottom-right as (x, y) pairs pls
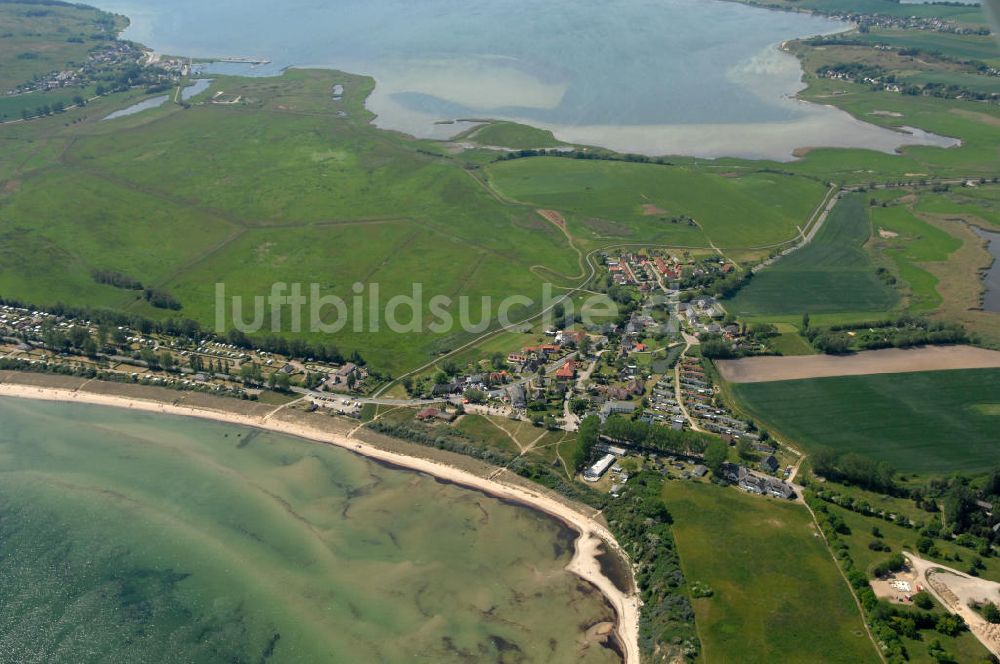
(0, 377), (641, 664)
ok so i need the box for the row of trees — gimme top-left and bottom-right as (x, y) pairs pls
(573, 414), (714, 470)
(811, 448), (896, 493)
(803, 314), (969, 355)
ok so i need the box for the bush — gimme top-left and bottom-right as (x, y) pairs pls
(872, 553), (907, 578)
(982, 602), (1000, 624)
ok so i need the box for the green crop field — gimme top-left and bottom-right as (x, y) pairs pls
(727, 194), (899, 317)
(852, 31), (1000, 66)
(662, 481), (879, 664)
(731, 369), (1000, 474)
(484, 157), (828, 250)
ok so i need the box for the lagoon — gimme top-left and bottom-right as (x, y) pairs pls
(974, 226), (1000, 312)
(102, 93), (168, 120)
(94, 0), (956, 159)
(0, 397), (618, 663)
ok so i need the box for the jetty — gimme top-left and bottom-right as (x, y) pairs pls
(216, 56), (271, 65)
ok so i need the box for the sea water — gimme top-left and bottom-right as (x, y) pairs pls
(93, 0), (958, 159)
(0, 397), (617, 663)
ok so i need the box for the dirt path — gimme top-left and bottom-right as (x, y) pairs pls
(716, 345), (1000, 383)
(485, 416), (529, 453)
(905, 552), (1000, 657)
(801, 496), (888, 663)
(674, 333), (704, 433)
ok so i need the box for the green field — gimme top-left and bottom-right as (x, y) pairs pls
(728, 194), (899, 317)
(484, 157), (828, 250)
(852, 30), (1000, 66)
(731, 369), (1000, 474)
(915, 185), (1000, 229)
(0, 62), (838, 375)
(1, 0), (998, 377)
(662, 481), (879, 664)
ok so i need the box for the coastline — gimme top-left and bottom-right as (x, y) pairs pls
(0, 377), (641, 664)
(93, 0), (952, 161)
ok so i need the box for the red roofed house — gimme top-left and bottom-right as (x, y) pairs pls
(416, 407), (440, 421)
(555, 359), (577, 380)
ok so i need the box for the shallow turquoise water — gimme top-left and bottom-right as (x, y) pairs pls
(0, 398), (617, 663)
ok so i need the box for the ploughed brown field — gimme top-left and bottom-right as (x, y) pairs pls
(716, 345), (1000, 383)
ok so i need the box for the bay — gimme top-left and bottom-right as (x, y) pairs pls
(93, 0), (958, 159)
(0, 398), (617, 663)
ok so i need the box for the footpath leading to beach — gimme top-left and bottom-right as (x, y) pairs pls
(0, 372), (640, 664)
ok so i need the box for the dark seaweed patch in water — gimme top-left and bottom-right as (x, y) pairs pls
(595, 543), (633, 593)
(551, 521), (576, 558)
(260, 632), (281, 661)
(236, 430), (261, 449)
(489, 634), (527, 663)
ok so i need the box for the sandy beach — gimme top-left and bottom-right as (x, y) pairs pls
(0, 379), (641, 664)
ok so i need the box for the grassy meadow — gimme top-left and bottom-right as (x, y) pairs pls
(869, 200), (963, 313)
(662, 481), (879, 664)
(0, 70), (588, 373)
(462, 121), (564, 149)
(731, 369), (1000, 474)
(0, 63), (836, 375)
(485, 157), (827, 250)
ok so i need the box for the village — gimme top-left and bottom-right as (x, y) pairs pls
(382, 247), (798, 501)
(0, 245), (797, 502)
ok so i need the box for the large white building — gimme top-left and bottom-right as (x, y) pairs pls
(584, 453), (617, 482)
